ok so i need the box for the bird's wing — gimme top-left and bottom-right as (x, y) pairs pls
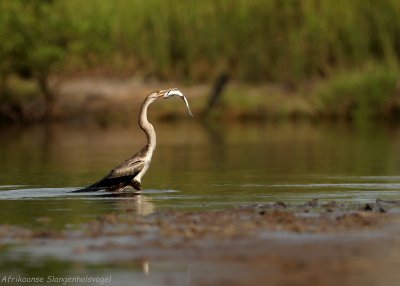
(109, 158), (145, 178)
(72, 159), (145, 193)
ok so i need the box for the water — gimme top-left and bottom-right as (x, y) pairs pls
(1, 121), (400, 282)
(1, 121), (400, 226)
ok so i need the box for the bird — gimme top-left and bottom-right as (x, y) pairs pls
(72, 88), (193, 193)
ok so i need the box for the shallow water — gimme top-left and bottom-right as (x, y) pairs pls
(1, 121), (400, 283)
(1, 121), (400, 226)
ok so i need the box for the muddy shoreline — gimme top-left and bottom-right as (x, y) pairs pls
(1, 199), (400, 285)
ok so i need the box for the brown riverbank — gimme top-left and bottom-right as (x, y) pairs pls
(3, 77), (312, 125)
(2, 198), (400, 285)
(2, 68), (400, 125)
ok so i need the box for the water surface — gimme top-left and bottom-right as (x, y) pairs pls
(0, 121), (399, 227)
(1, 121), (400, 283)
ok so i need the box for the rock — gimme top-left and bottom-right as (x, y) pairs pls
(363, 204), (373, 211)
(307, 199), (319, 207)
(274, 201), (287, 209)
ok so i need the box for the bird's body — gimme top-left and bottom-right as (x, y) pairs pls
(73, 88), (192, 193)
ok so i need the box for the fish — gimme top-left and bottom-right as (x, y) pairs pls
(164, 88), (193, 117)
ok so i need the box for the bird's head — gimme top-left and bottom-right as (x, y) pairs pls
(153, 88), (193, 117)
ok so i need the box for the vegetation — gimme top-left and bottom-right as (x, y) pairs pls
(317, 64), (400, 121)
(0, 1), (77, 119)
(0, 0), (399, 122)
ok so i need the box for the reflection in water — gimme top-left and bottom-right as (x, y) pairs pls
(1, 121), (400, 284)
(0, 188), (156, 227)
(142, 260), (149, 276)
(112, 194), (155, 216)
(139, 260), (192, 284)
(201, 120), (227, 170)
(90, 191), (155, 216)
(1, 121), (400, 224)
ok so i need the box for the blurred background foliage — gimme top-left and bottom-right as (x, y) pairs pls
(0, 0), (399, 122)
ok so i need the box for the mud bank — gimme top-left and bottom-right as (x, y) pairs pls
(1, 199), (400, 286)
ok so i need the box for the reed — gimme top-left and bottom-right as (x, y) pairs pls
(317, 64), (400, 120)
(60, 0), (400, 82)
(1, 0), (400, 122)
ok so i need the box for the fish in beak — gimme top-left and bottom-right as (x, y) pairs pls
(163, 88), (193, 117)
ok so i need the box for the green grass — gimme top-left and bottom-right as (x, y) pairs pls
(316, 64), (400, 121)
(1, 0), (400, 122)
(57, 0), (400, 83)
(207, 64), (400, 122)
(1, 0), (399, 83)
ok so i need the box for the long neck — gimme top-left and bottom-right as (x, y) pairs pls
(139, 95), (157, 152)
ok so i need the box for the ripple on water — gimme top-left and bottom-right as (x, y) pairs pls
(0, 178), (398, 206)
(269, 183), (400, 190)
(0, 187), (180, 200)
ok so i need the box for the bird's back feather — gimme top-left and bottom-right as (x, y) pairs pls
(71, 159), (145, 193)
(72, 174), (136, 193)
